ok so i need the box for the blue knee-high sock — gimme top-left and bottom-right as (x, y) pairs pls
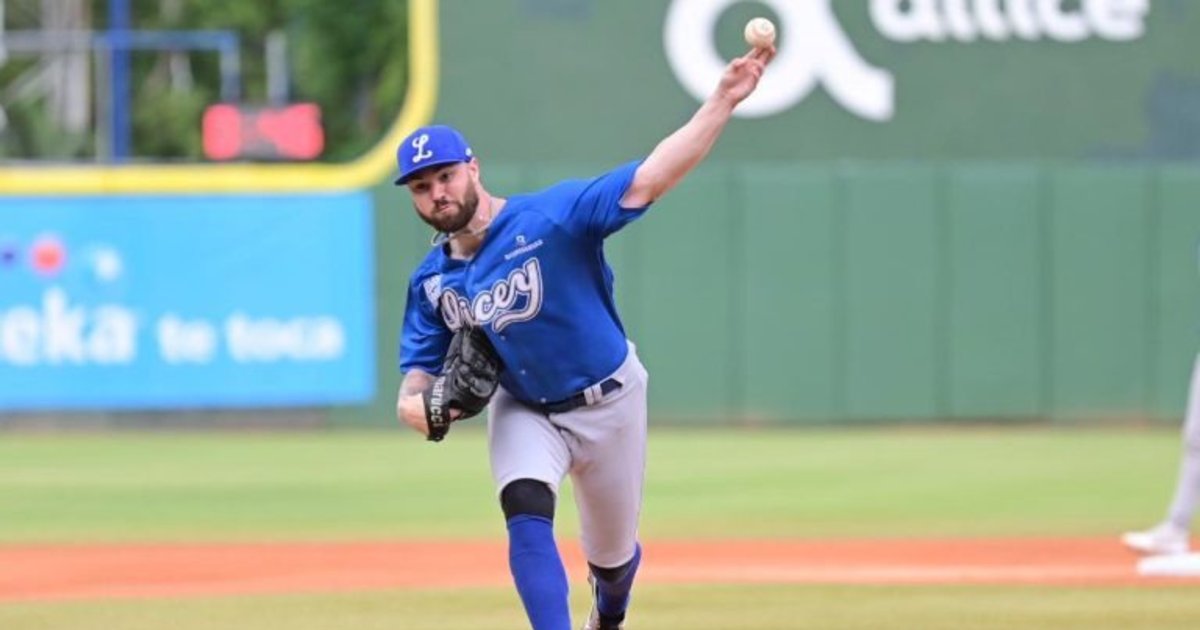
(596, 543), (641, 619)
(507, 515), (570, 630)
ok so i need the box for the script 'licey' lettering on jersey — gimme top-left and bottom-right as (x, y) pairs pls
(437, 258), (545, 332)
(399, 160), (650, 406)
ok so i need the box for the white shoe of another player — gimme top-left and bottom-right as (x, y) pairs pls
(1122, 522), (1191, 555)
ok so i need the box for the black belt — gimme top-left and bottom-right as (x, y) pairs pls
(539, 378), (622, 414)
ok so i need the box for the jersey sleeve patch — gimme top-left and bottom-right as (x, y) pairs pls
(399, 269), (453, 374)
(422, 274), (443, 308)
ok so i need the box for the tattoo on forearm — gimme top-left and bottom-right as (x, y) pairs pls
(400, 371), (434, 397)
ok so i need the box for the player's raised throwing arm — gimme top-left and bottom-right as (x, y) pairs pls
(620, 45), (775, 209)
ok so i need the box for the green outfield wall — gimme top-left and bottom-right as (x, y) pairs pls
(432, 0), (1200, 163)
(345, 0), (1200, 427)
(357, 163), (1200, 426)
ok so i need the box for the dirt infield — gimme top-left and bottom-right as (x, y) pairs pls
(0, 538), (1192, 602)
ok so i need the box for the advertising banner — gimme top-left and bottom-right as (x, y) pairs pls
(0, 192), (374, 411)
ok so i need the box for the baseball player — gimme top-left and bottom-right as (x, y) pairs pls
(1123, 245), (1200, 556)
(394, 46), (774, 629)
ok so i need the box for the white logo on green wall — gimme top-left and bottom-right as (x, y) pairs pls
(664, 0), (1149, 122)
(665, 0), (895, 120)
(872, 0), (1149, 42)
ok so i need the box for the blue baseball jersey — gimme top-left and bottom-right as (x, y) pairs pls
(399, 160), (650, 405)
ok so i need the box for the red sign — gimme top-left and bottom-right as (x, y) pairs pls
(202, 103), (324, 161)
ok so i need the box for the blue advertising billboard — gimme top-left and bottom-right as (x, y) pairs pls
(0, 192), (374, 411)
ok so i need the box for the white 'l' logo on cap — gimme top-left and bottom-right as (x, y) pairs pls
(411, 134), (434, 163)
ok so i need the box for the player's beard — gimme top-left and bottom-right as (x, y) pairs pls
(420, 187), (479, 235)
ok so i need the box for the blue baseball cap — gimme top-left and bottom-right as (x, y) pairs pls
(394, 124), (474, 185)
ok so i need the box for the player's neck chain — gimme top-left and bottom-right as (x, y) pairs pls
(430, 195), (502, 248)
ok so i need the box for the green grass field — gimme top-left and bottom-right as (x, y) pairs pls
(4, 584), (1200, 630)
(0, 425), (1193, 629)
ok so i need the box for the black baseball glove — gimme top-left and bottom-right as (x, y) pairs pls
(422, 326), (504, 442)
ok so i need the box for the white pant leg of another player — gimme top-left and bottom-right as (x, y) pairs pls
(1121, 352), (1200, 556)
(1164, 353), (1200, 530)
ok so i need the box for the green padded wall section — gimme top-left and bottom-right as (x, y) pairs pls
(1049, 168), (1151, 419)
(354, 163), (1199, 426)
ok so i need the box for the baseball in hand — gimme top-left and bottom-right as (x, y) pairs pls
(743, 17), (776, 49)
